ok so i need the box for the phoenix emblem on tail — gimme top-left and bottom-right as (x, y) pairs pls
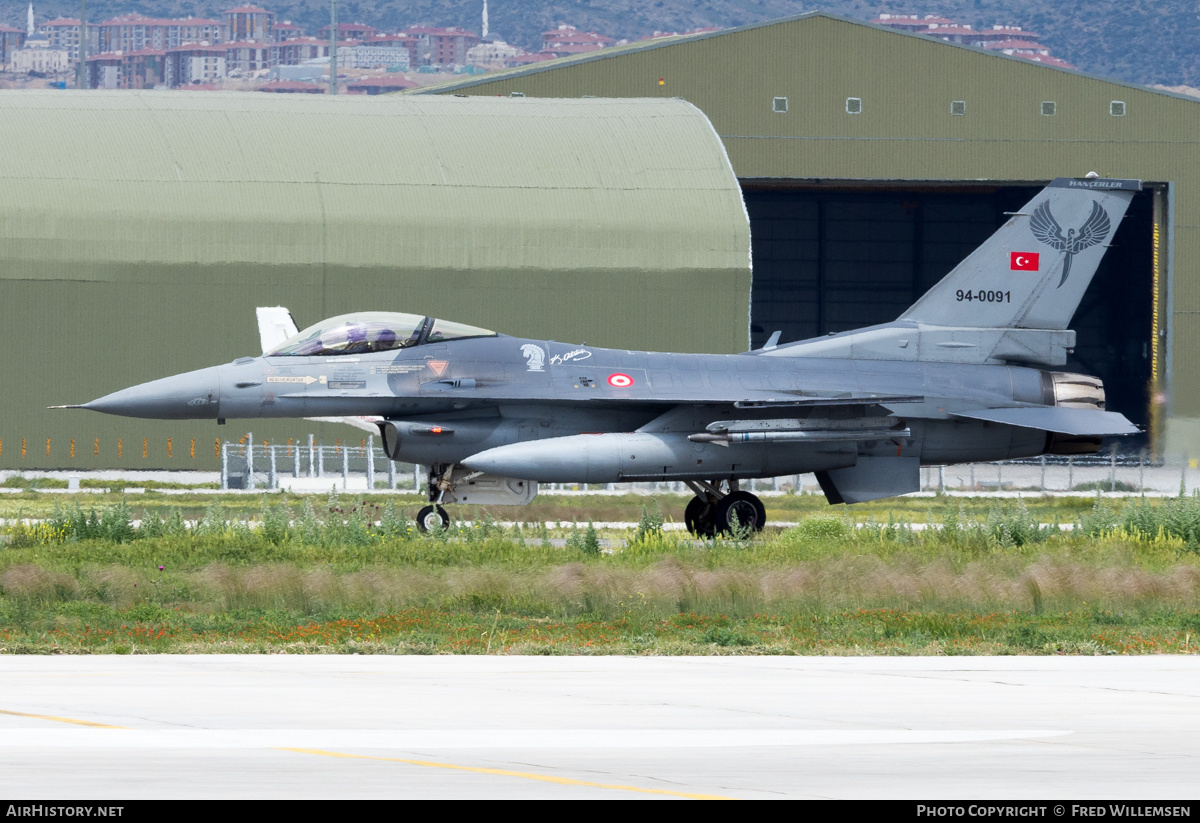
(1030, 199), (1111, 287)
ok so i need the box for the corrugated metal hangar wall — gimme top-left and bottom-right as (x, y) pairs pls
(421, 12), (1191, 454)
(0, 93), (750, 469)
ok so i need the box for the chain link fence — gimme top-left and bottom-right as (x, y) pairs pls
(220, 437), (1184, 496)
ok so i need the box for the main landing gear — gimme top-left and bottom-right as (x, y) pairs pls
(417, 463), (455, 533)
(683, 480), (766, 537)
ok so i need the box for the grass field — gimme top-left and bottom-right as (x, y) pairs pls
(1, 491), (1198, 655)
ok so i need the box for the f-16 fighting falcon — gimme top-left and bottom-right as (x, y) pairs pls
(59, 177), (1142, 534)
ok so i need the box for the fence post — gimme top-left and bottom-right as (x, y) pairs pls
(938, 465), (945, 494)
(1110, 443), (1117, 492)
(221, 442), (229, 490)
(1040, 455), (1046, 491)
(294, 441), (300, 478)
(1068, 456), (1074, 492)
(245, 432), (255, 490)
(317, 442), (324, 478)
(969, 463), (975, 491)
(998, 462), (1003, 490)
(366, 436), (375, 490)
(387, 454), (396, 490)
(1139, 449), (1145, 492)
(342, 446), (349, 489)
(308, 434), (315, 478)
(413, 464), (420, 491)
(269, 445), (277, 490)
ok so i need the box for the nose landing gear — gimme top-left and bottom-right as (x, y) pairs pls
(683, 480), (766, 536)
(416, 463), (457, 533)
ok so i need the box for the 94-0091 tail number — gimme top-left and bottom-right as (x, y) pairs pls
(956, 290), (1010, 303)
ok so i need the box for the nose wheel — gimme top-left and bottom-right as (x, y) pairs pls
(683, 481), (766, 536)
(416, 504), (450, 533)
(417, 463), (456, 533)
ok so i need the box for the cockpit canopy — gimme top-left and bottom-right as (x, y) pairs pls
(268, 312), (496, 357)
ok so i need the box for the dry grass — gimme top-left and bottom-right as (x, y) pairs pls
(34, 556), (1178, 619)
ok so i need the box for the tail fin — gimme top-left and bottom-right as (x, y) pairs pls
(900, 177), (1140, 330)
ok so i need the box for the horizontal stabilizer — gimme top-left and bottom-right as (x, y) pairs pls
(951, 406), (1138, 436)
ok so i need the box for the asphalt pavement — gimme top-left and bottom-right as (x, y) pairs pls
(1, 656), (1197, 799)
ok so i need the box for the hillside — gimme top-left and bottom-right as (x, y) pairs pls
(2, 1), (1195, 87)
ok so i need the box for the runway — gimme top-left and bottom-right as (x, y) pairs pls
(1, 656), (1198, 799)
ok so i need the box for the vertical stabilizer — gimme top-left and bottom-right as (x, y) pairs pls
(900, 178), (1140, 330)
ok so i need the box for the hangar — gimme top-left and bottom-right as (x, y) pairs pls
(0, 92), (748, 469)
(418, 12), (1195, 454)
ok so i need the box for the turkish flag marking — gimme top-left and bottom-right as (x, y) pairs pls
(1010, 252), (1040, 271)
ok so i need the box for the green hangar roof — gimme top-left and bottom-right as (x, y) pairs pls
(415, 11), (1198, 183)
(0, 91), (749, 468)
(418, 13), (1200, 455)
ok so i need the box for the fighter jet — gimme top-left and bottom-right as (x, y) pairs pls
(60, 176), (1142, 534)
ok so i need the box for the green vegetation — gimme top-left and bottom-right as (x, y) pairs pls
(0, 492), (1197, 655)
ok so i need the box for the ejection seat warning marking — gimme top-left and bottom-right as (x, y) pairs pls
(327, 381), (366, 390)
(372, 365), (425, 375)
(427, 360), (449, 376)
(267, 376), (318, 385)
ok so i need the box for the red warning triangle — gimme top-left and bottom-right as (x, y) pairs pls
(427, 360), (449, 376)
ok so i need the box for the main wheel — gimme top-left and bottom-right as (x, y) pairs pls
(416, 504), (450, 533)
(684, 496), (717, 537)
(713, 491), (766, 535)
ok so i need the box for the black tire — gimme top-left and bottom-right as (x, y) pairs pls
(713, 491), (766, 535)
(416, 504), (450, 533)
(684, 496), (717, 537)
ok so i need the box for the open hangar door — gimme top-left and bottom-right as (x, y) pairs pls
(742, 181), (1158, 442)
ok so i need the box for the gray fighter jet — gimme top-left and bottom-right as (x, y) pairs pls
(60, 177), (1141, 534)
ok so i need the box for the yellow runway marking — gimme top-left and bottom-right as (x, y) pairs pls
(278, 747), (733, 799)
(0, 709), (128, 729)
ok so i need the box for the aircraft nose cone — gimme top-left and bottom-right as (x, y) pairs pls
(83, 367), (222, 420)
